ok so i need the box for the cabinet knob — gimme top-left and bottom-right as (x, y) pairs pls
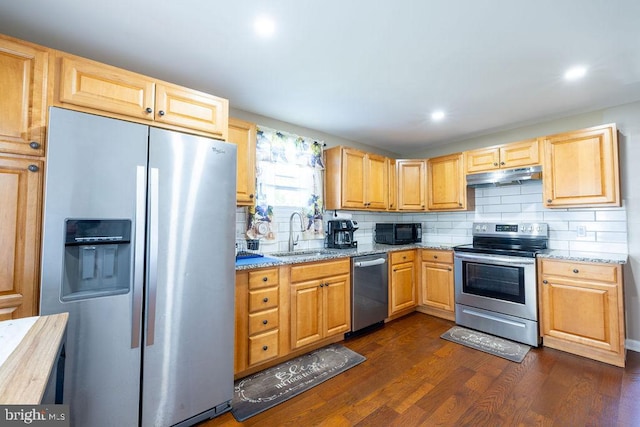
(543, 280), (548, 284)
(28, 164), (39, 172)
(262, 277), (268, 282)
(547, 199), (552, 203)
(145, 107), (153, 114)
(493, 162), (498, 166)
(459, 202), (462, 207)
(158, 110), (166, 116)
(319, 283), (324, 288)
(29, 141), (40, 149)
(262, 345), (268, 351)
(249, 194), (254, 199)
(500, 161), (505, 166)
(390, 203), (393, 207)
(433, 255), (438, 259)
(262, 319), (268, 325)
(448, 267), (452, 271)
(325, 282), (330, 287)
(573, 269), (579, 274)
(263, 297), (269, 302)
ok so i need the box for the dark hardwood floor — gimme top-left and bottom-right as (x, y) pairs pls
(202, 313), (640, 426)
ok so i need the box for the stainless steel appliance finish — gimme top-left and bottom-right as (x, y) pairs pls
(350, 254), (388, 333)
(454, 222), (548, 347)
(374, 223), (422, 245)
(40, 108), (236, 427)
(466, 165), (542, 187)
(327, 219), (358, 249)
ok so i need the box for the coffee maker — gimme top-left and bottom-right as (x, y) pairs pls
(327, 219), (358, 249)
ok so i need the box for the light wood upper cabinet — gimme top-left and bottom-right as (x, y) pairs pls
(465, 138), (540, 173)
(54, 53), (228, 139)
(228, 118), (256, 206)
(419, 250), (455, 321)
(396, 159), (426, 211)
(427, 153), (469, 211)
(324, 146), (388, 210)
(0, 155), (43, 320)
(388, 158), (397, 211)
(542, 124), (619, 208)
(388, 250), (418, 316)
(0, 35), (48, 157)
(538, 258), (625, 367)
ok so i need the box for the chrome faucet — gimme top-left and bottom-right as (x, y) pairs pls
(288, 211), (305, 252)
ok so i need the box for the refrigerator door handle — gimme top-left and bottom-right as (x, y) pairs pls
(131, 166), (146, 349)
(146, 167), (160, 346)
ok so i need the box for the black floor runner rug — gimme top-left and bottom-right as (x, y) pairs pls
(441, 326), (531, 363)
(231, 343), (366, 421)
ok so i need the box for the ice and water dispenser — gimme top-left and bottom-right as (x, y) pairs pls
(62, 219), (132, 301)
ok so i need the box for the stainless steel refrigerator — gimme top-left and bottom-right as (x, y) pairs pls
(40, 107), (236, 426)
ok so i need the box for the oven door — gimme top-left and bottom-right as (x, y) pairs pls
(454, 252), (537, 321)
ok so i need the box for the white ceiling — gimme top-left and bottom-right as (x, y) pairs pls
(1, 1), (639, 156)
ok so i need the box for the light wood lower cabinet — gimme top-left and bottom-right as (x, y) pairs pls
(418, 249), (455, 321)
(388, 250), (418, 316)
(538, 258), (625, 367)
(290, 259), (351, 349)
(0, 155), (43, 320)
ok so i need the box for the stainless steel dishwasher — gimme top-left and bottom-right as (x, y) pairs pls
(349, 253), (388, 336)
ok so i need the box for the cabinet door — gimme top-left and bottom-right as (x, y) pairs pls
(427, 153), (465, 210)
(155, 83), (228, 139)
(499, 138), (540, 168)
(58, 55), (156, 120)
(540, 277), (621, 354)
(465, 147), (500, 173)
(341, 148), (366, 208)
(397, 159), (426, 210)
(389, 261), (417, 315)
(420, 262), (454, 312)
(0, 36), (48, 156)
(365, 154), (388, 209)
(323, 274), (350, 337)
(291, 279), (323, 349)
(388, 158), (397, 210)
(543, 124), (619, 208)
(228, 118), (256, 206)
(0, 156), (43, 320)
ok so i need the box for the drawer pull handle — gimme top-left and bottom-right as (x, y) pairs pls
(448, 268), (452, 271)
(262, 277), (268, 282)
(262, 345), (268, 351)
(263, 297), (269, 302)
(434, 255), (438, 259)
(262, 319), (268, 325)
(573, 269), (579, 274)
(29, 141), (40, 149)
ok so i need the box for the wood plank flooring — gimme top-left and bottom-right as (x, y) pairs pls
(202, 313), (640, 426)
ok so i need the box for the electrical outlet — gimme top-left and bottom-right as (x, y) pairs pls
(576, 225), (587, 237)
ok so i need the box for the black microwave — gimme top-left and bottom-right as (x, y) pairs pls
(374, 223), (422, 245)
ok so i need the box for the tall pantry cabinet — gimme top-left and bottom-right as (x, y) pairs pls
(0, 34), (48, 319)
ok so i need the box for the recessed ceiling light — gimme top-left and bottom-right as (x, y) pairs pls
(431, 111), (445, 121)
(564, 66), (587, 81)
(254, 15), (276, 37)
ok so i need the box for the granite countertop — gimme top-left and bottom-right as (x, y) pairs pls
(537, 250), (628, 264)
(235, 243), (456, 270)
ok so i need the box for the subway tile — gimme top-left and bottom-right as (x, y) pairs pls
(596, 231), (628, 243)
(570, 221), (628, 232)
(482, 186), (523, 196)
(543, 211), (595, 221)
(475, 196), (502, 206)
(595, 209), (627, 221)
(569, 240), (628, 254)
(483, 204), (522, 213)
(501, 193), (543, 204)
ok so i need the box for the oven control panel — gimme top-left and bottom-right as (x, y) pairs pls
(473, 222), (548, 237)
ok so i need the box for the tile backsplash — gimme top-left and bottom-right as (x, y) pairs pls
(236, 180), (628, 255)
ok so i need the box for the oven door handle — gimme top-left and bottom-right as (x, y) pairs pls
(454, 252), (535, 266)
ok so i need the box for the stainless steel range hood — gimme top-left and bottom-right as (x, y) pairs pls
(466, 165), (542, 187)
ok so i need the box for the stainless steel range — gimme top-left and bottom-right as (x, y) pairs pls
(453, 222), (548, 346)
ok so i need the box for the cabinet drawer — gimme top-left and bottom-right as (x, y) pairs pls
(421, 249), (453, 264)
(249, 308), (279, 335)
(290, 258), (350, 282)
(390, 250), (415, 264)
(248, 329), (279, 365)
(248, 287), (279, 313)
(248, 268), (279, 289)
(540, 260), (619, 283)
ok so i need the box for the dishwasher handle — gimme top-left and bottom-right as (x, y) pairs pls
(354, 258), (387, 268)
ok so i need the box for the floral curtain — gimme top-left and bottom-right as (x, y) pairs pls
(246, 126), (325, 242)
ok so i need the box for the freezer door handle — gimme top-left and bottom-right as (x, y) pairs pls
(354, 258), (387, 268)
(131, 166), (146, 348)
(146, 167), (159, 346)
